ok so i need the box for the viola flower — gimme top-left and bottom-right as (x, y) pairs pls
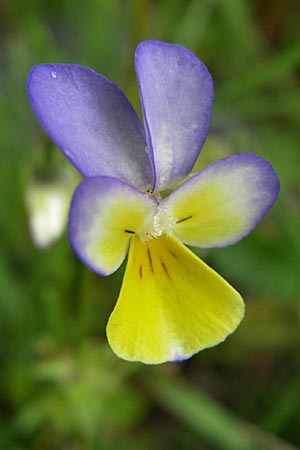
(27, 40), (279, 364)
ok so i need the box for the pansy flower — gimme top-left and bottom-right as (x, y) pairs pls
(27, 40), (279, 364)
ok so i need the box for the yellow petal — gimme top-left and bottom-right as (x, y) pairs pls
(163, 153), (279, 248)
(69, 176), (157, 275)
(107, 234), (244, 364)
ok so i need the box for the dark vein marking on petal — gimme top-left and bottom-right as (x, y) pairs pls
(170, 251), (178, 259)
(161, 260), (171, 280)
(139, 265), (143, 280)
(124, 229), (135, 234)
(147, 248), (154, 273)
(176, 215), (193, 224)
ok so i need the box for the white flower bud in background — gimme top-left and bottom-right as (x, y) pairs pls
(25, 182), (70, 248)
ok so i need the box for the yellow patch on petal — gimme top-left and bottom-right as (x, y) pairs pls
(76, 186), (156, 275)
(107, 234), (244, 364)
(88, 196), (154, 272)
(163, 156), (274, 248)
(171, 182), (245, 246)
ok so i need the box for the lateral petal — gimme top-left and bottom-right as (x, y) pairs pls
(163, 153), (280, 248)
(107, 235), (244, 364)
(27, 64), (153, 191)
(68, 177), (157, 276)
(135, 40), (213, 191)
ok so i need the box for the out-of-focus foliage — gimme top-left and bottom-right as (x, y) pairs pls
(0, 1), (299, 449)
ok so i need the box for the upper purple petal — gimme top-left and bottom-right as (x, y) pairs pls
(27, 64), (153, 191)
(135, 40), (214, 192)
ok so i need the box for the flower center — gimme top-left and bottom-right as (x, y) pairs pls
(139, 203), (176, 242)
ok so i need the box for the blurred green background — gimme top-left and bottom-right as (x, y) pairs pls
(0, 0), (299, 449)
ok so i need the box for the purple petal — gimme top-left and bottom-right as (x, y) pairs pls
(163, 153), (280, 248)
(68, 176), (157, 276)
(27, 64), (153, 191)
(135, 40), (214, 191)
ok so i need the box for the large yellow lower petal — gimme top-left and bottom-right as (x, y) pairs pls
(107, 234), (244, 364)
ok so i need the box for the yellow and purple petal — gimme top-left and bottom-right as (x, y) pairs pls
(107, 235), (244, 364)
(163, 153), (280, 248)
(27, 64), (153, 191)
(135, 40), (213, 191)
(68, 176), (157, 275)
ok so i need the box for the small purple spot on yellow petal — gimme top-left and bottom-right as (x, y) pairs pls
(161, 260), (171, 280)
(147, 247), (154, 273)
(176, 215), (193, 224)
